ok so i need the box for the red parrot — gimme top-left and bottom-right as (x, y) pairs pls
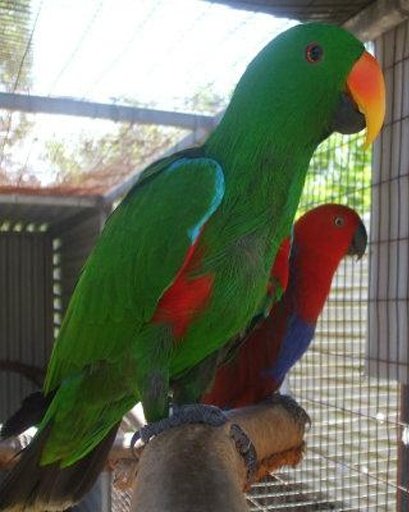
(202, 204), (367, 408)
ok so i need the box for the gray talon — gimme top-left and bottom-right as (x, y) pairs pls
(230, 423), (258, 480)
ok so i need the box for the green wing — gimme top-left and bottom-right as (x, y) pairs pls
(44, 155), (225, 393)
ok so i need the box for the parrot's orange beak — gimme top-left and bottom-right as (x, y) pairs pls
(346, 50), (385, 148)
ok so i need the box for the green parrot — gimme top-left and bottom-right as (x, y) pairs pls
(0, 22), (384, 511)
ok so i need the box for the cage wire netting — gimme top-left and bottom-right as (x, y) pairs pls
(246, 133), (402, 512)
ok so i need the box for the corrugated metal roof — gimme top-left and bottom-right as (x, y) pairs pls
(207, 0), (376, 24)
(0, 195), (103, 226)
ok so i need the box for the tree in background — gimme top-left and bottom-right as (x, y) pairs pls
(43, 121), (186, 192)
(0, 1), (34, 184)
(300, 133), (371, 216)
(41, 87), (226, 192)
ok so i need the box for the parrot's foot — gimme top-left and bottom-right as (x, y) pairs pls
(269, 393), (311, 430)
(131, 404), (228, 445)
(130, 404), (257, 483)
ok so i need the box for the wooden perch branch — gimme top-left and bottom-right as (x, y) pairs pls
(0, 395), (309, 512)
(131, 395), (310, 512)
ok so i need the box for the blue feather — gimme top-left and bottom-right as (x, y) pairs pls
(264, 313), (315, 384)
(165, 158), (225, 243)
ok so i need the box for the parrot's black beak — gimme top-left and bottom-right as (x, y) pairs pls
(348, 220), (368, 260)
(331, 92), (366, 135)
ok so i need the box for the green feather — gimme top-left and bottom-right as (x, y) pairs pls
(41, 156), (225, 463)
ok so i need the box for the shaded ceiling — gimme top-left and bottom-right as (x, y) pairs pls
(206, 0), (376, 25)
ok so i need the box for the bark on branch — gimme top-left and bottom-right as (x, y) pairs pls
(131, 395), (310, 512)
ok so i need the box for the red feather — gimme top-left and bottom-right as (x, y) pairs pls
(202, 302), (287, 408)
(153, 239), (213, 339)
(267, 236), (290, 298)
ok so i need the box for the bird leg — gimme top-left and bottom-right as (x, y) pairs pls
(171, 350), (220, 405)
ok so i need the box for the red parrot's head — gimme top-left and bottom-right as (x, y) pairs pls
(295, 203), (367, 264)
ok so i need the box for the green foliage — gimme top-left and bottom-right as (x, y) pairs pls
(43, 122), (183, 187)
(0, 1), (33, 174)
(0, 2), (32, 89)
(299, 132), (372, 216)
(184, 85), (227, 114)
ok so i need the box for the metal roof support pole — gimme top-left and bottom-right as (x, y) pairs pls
(0, 93), (217, 131)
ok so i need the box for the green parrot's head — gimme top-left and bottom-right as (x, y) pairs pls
(225, 22), (385, 150)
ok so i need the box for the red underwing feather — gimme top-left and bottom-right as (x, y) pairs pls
(153, 239), (214, 340)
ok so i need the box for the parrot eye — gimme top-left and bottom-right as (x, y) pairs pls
(334, 216), (345, 227)
(305, 43), (323, 63)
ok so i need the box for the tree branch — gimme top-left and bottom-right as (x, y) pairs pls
(0, 360), (45, 387)
(131, 395), (309, 512)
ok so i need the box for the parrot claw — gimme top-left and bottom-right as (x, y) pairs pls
(131, 404), (229, 446)
(229, 423), (258, 481)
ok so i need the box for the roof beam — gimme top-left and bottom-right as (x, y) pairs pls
(0, 191), (100, 208)
(0, 92), (218, 130)
(344, 0), (409, 41)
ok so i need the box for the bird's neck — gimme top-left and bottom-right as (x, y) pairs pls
(207, 94), (319, 180)
(205, 110), (317, 259)
(286, 251), (340, 323)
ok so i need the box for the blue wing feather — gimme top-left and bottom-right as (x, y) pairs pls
(265, 313), (315, 384)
